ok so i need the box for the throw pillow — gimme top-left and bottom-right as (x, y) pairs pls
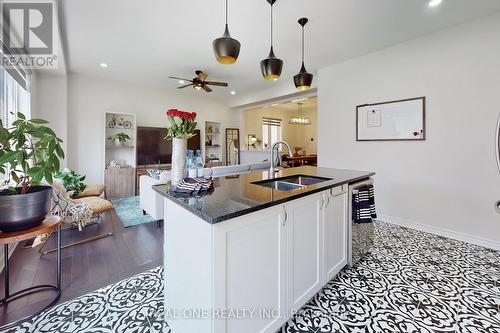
(147, 169), (162, 180)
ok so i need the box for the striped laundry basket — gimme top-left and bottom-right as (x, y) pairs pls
(352, 184), (377, 224)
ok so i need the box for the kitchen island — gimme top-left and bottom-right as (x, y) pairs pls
(154, 166), (374, 333)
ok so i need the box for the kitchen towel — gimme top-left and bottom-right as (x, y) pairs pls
(171, 177), (214, 197)
(352, 184), (377, 224)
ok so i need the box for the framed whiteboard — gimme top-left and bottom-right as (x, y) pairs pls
(356, 97), (425, 141)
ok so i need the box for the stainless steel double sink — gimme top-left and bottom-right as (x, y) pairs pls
(252, 175), (333, 191)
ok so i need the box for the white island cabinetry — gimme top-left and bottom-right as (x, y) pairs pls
(323, 185), (349, 282)
(164, 185), (349, 333)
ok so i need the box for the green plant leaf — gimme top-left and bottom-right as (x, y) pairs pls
(49, 154), (60, 171)
(17, 112), (26, 120)
(27, 166), (42, 176)
(55, 145), (65, 159)
(44, 170), (53, 184)
(10, 170), (19, 183)
(31, 169), (43, 184)
(0, 151), (18, 165)
(29, 119), (50, 124)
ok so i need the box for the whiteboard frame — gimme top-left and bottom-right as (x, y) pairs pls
(356, 96), (426, 142)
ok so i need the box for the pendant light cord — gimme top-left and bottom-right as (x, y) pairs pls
(270, 3), (274, 47)
(302, 25), (305, 63)
(225, 0), (228, 25)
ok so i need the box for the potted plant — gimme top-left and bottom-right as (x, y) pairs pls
(165, 109), (197, 185)
(54, 168), (86, 198)
(108, 133), (131, 146)
(0, 113), (65, 232)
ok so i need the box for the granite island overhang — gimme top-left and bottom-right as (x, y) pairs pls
(153, 166), (375, 333)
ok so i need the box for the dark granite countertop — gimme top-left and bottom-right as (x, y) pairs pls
(153, 166), (374, 224)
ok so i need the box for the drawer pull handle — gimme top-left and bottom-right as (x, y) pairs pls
(283, 206), (287, 226)
(332, 190), (347, 197)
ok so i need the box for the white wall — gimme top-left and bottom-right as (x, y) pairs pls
(67, 73), (239, 184)
(318, 13), (500, 247)
(31, 72), (68, 167)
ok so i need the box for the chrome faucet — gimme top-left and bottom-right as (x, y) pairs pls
(269, 140), (292, 177)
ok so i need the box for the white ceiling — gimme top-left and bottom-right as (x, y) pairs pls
(60, 0), (500, 102)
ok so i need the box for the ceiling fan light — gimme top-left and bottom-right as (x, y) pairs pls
(261, 47), (283, 80)
(213, 25), (241, 65)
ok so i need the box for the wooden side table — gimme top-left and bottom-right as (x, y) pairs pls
(0, 216), (62, 329)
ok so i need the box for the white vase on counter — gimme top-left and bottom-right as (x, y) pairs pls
(171, 138), (187, 186)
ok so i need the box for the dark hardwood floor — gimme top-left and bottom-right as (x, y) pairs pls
(0, 210), (164, 327)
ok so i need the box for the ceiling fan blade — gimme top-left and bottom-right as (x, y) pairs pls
(205, 81), (228, 87)
(202, 85), (212, 93)
(169, 76), (192, 82)
(177, 84), (193, 89)
(197, 71), (207, 82)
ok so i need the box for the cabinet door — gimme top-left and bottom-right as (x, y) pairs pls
(104, 167), (135, 198)
(323, 186), (348, 283)
(286, 193), (323, 312)
(212, 206), (287, 333)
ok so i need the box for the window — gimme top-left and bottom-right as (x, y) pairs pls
(0, 68), (30, 127)
(0, 40), (31, 127)
(262, 117), (282, 149)
(0, 67), (31, 185)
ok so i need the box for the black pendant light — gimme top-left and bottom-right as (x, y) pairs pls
(213, 0), (241, 65)
(294, 18), (313, 90)
(260, 0), (283, 80)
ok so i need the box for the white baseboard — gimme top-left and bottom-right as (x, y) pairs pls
(378, 214), (500, 251)
(0, 243), (18, 274)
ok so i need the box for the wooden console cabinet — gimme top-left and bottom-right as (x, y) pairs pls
(105, 168), (136, 198)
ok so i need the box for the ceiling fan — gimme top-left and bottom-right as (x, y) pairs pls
(169, 70), (228, 93)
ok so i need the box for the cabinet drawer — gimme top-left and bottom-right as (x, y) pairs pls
(330, 185), (348, 197)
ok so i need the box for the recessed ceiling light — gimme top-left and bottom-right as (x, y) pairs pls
(179, 80), (185, 84)
(428, 0), (442, 7)
(100, 63), (108, 68)
(230, 90), (236, 95)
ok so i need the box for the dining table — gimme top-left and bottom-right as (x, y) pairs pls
(286, 155), (318, 167)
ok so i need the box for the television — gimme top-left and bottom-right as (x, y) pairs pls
(136, 127), (201, 166)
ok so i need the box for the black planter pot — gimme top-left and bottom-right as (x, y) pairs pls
(0, 185), (52, 232)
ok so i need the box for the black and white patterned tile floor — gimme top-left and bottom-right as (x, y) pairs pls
(282, 221), (500, 333)
(2, 221), (499, 333)
(0, 267), (165, 333)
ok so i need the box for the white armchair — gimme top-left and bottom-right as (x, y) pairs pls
(139, 171), (171, 221)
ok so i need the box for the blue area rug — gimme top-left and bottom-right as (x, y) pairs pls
(111, 196), (156, 228)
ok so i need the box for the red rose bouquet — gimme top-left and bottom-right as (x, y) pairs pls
(165, 109), (198, 139)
